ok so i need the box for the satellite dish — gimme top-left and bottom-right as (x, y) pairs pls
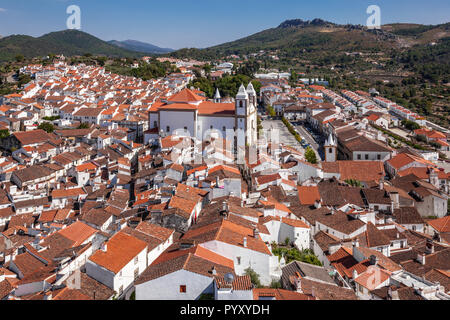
(224, 273), (234, 284)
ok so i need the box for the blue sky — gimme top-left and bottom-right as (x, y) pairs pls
(0, 0), (449, 49)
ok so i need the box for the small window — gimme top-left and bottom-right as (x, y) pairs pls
(180, 285), (187, 293)
(357, 154), (361, 160)
(184, 126), (187, 131)
(377, 154), (381, 160)
(237, 257), (241, 265)
(166, 126), (170, 132)
(365, 154), (369, 160)
(210, 125), (213, 129)
(119, 285), (123, 296)
(153, 121), (157, 128)
(134, 268), (139, 280)
(222, 126), (226, 132)
(329, 148), (332, 153)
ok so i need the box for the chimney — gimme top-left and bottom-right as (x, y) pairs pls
(428, 168), (439, 189)
(243, 237), (247, 248)
(369, 255), (378, 266)
(101, 243), (107, 252)
(314, 200), (321, 209)
(211, 266), (217, 275)
(352, 238), (359, 251)
(295, 276), (302, 293)
(352, 269), (358, 279)
(425, 238), (434, 254)
(253, 228), (259, 238)
(416, 253), (426, 265)
(379, 179), (384, 190)
(390, 200), (395, 214)
(390, 192), (399, 209)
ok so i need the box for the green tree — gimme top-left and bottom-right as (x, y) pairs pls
(38, 122), (55, 133)
(77, 123), (90, 129)
(305, 147), (317, 164)
(244, 267), (262, 288)
(0, 129), (10, 139)
(15, 54), (25, 62)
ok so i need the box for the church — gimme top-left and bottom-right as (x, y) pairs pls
(147, 83), (258, 148)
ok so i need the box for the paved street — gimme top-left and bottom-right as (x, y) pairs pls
(261, 120), (304, 152)
(292, 121), (324, 161)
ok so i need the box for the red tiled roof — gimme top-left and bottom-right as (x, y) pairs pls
(298, 186), (321, 205)
(89, 232), (147, 274)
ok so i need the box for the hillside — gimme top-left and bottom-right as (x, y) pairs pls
(169, 19), (450, 61)
(108, 39), (173, 54)
(0, 30), (142, 61)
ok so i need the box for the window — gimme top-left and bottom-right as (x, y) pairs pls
(329, 148), (332, 153)
(239, 101), (243, 108)
(184, 126), (187, 131)
(134, 268), (139, 280)
(119, 285), (123, 296)
(377, 154), (381, 160)
(365, 154), (369, 160)
(358, 285), (364, 293)
(153, 121), (157, 128)
(180, 285), (187, 293)
(357, 154), (361, 160)
(236, 257), (241, 265)
(412, 225), (416, 231)
(166, 126), (170, 132)
(210, 125), (213, 129)
(222, 126), (226, 132)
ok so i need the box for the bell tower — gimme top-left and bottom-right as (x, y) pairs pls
(324, 132), (337, 162)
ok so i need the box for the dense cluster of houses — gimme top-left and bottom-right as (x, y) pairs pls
(0, 61), (448, 301)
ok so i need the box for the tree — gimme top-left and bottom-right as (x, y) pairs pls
(202, 64), (212, 74)
(402, 120), (420, 131)
(77, 123), (90, 129)
(244, 267), (262, 288)
(15, 54), (25, 62)
(0, 129), (10, 139)
(305, 147), (317, 164)
(269, 279), (282, 289)
(38, 122), (55, 133)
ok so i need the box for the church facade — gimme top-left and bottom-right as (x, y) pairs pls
(148, 84), (258, 148)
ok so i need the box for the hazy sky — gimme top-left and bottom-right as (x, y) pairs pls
(0, 0), (449, 49)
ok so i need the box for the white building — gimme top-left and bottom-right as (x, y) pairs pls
(147, 86), (257, 149)
(86, 231), (148, 299)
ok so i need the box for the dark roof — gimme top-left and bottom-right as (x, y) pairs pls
(392, 207), (424, 225)
(281, 260), (335, 290)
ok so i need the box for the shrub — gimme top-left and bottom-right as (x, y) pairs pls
(244, 267), (262, 288)
(305, 147), (317, 164)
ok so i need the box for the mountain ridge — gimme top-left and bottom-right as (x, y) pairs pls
(0, 29), (142, 61)
(108, 39), (173, 54)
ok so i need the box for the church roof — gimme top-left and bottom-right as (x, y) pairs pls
(167, 89), (206, 103)
(214, 88), (221, 99)
(325, 133), (337, 147)
(236, 84), (248, 99)
(246, 82), (256, 96)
